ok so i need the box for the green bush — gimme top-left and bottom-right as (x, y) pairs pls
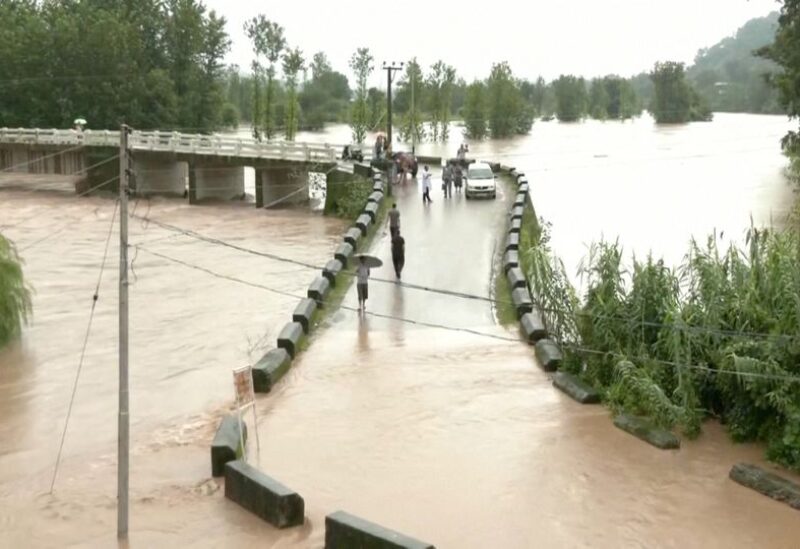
(324, 177), (372, 219)
(0, 234), (32, 348)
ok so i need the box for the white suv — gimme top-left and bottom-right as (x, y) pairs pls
(465, 162), (497, 199)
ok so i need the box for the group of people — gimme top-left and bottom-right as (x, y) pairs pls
(440, 163), (464, 198)
(356, 203), (404, 312)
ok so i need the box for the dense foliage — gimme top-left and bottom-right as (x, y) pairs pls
(525, 226), (800, 470)
(0, 0), (231, 131)
(650, 62), (712, 123)
(0, 235), (32, 349)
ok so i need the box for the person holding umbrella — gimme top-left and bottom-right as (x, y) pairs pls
(354, 253), (382, 312)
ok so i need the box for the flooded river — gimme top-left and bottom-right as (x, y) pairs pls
(1, 113), (799, 547)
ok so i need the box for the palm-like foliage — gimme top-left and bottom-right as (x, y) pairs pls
(0, 234), (32, 348)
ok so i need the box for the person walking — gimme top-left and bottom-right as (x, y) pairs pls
(442, 163), (453, 198)
(356, 256), (370, 311)
(453, 164), (463, 193)
(421, 165), (433, 204)
(391, 234), (405, 279)
(388, 203), (400, 238)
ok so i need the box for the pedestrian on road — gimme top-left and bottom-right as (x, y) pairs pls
(442, 163), (453, 198)
(389, 203), (400, 238)
(454, 164), (463, 192)
(421, 165), (433, 204)
(357, 256), (370, 311)
(391, 234), (405, 279)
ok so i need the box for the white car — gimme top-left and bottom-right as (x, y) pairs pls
(465, 162), (497, 199)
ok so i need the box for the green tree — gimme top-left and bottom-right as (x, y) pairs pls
(348, 47), (373, 143)
(244, 16), (285, 139)
(0, 234), (32, 349)
(367, 87), (386, 129)
(310, 51), (332, 80)
(426, 61), (457, 141)
(398, 58), (425, 145)
(650, 61), (711, 123)
(553, 75), (588, 122)
(589, 79), (610, 119)
(462, 81), (487, 139)
(282, 47), (304, 140)
(299, 57), (351, 130)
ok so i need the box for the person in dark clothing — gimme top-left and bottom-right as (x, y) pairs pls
(391, 234), (405, 279)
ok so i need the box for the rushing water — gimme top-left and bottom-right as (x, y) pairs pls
(1, 113), (799, 547)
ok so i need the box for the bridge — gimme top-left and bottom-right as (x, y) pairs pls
(0, 128), (343, 207)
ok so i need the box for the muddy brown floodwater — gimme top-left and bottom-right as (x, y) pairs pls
(2, 113), (800, 548)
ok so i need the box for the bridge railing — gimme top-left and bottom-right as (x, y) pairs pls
(0, 128), (337, 163)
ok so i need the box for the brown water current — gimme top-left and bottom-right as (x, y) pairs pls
(2, 114), (800, 547)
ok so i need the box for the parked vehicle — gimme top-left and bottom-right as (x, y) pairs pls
(465, 161), (497, 199)
(342, 144), (364, 162)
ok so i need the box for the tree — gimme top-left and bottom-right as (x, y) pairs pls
(310, 52), (332, 80)
(299, 64), (351, 130)
(244, 16), (285, 139)
(0, 234), (32, 349)
(426, 61), (457, 141)
(589, 79), (610, 119)
(348, 47), (373, 143)
(398, 58), (425, 144)
(650, 61), (711, 123)
(553, 75), (588, 122)
(759, 2), (800, 153)
(367, 87), (386, 129)
(486, 62), (527, 137)
(462, 81), (487, 139)
(282, 47), (304, 140)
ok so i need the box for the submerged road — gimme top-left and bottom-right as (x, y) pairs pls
(244, 171), (800, 548)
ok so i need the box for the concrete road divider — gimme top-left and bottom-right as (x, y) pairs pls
(534, 338), (563, 371)
(368, 191), (384, 204)
(513, 193), (526, 207)
(503, 250), (520, 272)
(509, 218), (522, 234)
(364, 202), (379, 222)
(613, 414), (680, 450)
(277, 321), (304, 358)
(511, 287), (533, 318)
(552, 371), (600, 403)
(293, 298), (317, 333)
(373, 181), (384, 193)
(307, 276), (331, 307)
(252, 348), (292, 393)
(520, 310), (547, 343)
(323, 259), (344, 286)
(355, 214), (372, 236)
(515, 172), (526, 181)
(211, 415), (247, 477)
(729, 463), (800, 510)
(510, 205), (524, 220)
(343, 228), (362, 249)
(335, 242), (354, 267)
(506, 232), (520, 252)
(225, 460), (305, 528)
(506, 267), (526, 289)
(518, 176), (528, 185)
(325, 510), (435, 549)
(518, 182), (529, 193)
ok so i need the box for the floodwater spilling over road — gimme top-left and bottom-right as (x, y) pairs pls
(2, 114), (800, 547)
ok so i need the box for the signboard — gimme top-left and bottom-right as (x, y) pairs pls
(232, 366), (255, 409)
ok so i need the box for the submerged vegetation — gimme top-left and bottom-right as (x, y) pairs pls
(523, 225), (800, 470)
(0, 234), (32, 349)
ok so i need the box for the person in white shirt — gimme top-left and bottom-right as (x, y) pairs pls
(356, 256), (370, 311)
(421, 165), (432, 204)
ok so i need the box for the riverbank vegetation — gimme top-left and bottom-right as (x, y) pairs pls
(0, 235), (32, 349)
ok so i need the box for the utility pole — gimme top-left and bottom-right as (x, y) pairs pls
(117, 124), (130, 539)
(383, 61), (403, 196)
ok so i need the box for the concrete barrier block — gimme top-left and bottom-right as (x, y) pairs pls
(335, 242), (354, 267)
(510, 205), (524, 220)
(520, 310), (547, 343)
(534, 338), (563, 371)
(277, 321), (304, 358)
(511, 287), (533, 318)
(293, 298), (317, 333)
(518, 176), (529, 185)
(552, 371), (600, 404)
(307, 276), (331, 307)
(325, 510), (435, 549)
(363, 202), (379, 222)
(225, 460), (305, 528)
(252, 348), (292, 393)
(373, 181), (384, 193)
(506, 267), (526, 289)
(613, 414), (680, 450)
(211, 415), (247, 477)
(503, 250), (519, 272)
(513, 193), (526, 207)
(343, 228), (362, 250)
(323, 259), (344, 286)
(368, 191), (384, 204)
(515, 172), (526, 181)
(729, 463), (800, 510)
(506, 232), (520, 252)
(518, 182), (529, 194)
(355, 214), (372, 236)
(509, 218), (522, 234)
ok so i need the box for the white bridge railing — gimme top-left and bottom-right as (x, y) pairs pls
(0, 128), (338, 163)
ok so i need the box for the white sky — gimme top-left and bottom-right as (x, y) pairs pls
(204, 0), (781, 83)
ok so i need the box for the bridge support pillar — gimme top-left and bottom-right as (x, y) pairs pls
(133, 157), (186, 197)
(255, 167), (308, 208)
(189, 164), (245, 204)
(0, 144), (85, 175)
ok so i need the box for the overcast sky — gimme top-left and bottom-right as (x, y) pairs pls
(203, 0), (780, 83)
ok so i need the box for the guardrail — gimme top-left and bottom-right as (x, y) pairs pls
(0, 128), (338, 163)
